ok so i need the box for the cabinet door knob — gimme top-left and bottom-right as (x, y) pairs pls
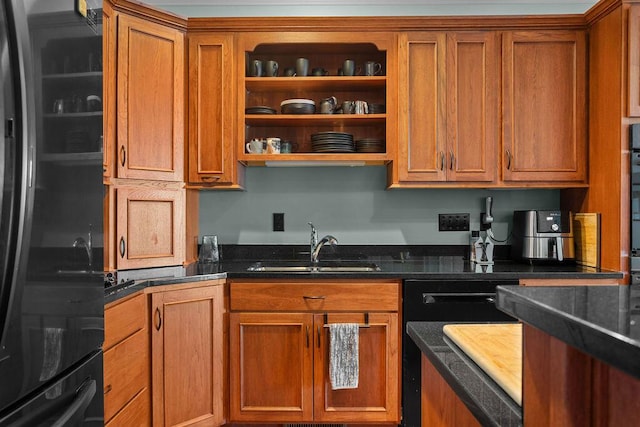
(119, 145), (126, 167)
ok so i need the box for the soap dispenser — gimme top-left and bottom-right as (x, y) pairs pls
(470, 230), (480, 263)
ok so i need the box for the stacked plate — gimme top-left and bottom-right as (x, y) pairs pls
(356, 138), (385, 153)
(367, 103), (386, 114)
(281, 98), (315, 114)
(245, 106), (276, 115)
(311, 131), (355, 153)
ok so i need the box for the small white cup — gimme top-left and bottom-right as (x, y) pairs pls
(246, 139), (265, 154)
(266, 137), (281, 154)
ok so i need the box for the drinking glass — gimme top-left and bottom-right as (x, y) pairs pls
(199, 235), (219, 263)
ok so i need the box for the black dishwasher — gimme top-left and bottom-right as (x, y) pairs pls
(401, 279), (517, 427)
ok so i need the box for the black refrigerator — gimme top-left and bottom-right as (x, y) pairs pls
(0, 0), (104, 425)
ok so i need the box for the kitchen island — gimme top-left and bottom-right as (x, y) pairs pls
(496, 284), (640, 425)
(406, 284), (640, 426)
(406, 321), (522, 427)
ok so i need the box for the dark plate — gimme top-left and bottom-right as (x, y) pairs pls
(246, 106), (277, 114)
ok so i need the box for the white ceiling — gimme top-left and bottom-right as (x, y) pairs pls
(141, 0), (601, 17)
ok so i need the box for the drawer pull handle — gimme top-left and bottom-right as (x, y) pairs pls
(155, 307), (162, 331)
(449, 151), (454, 170)
(119, 237), (126, 258)
(119, 145), (126, 167)
(506, 149), (512, 170)
(439, 151), (445, 171)
(317, 325), (321, 348)
(202, 176), (220, 181)
(303, 295), (325, 300)
(104, 384), (112, 395)
(305, 326), (310, 348)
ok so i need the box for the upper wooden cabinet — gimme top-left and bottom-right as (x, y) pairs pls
(502, 30), (587, 184)
(103, 1), (115, 180)
(115, 182), (186, 269)
(394, 31), (499, 185)
(116, 14), (185, 181)
(629, 6), (640, 117)
(187, 33), (244, 188)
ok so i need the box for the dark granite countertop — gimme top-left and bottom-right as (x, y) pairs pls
(406, 321), (522, 427)
(496, 285), (640, 380)
(219, 244), (621, 280)
(104, 246), (622, 304)
(223, 257), (620, 280)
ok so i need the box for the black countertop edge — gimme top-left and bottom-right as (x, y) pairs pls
(495, 285), (640, 380)
(104, 271), (227, 305)
(225, 271), (621, 280)
(406, 322), (522, 427)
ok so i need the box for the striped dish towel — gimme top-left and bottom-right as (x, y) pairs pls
(329, 323), (359, 390)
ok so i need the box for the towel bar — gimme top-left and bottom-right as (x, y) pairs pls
(323, 312), (370, 328)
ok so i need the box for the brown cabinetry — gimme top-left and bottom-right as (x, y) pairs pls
(188, 33), (243, 188)
(149, 280), (227, 427)
(394, 31), (499, 185)
(104, 293), (151, 426)
(629, 6), (640, 117)
(421, 354), (480, 427)
(115, 182), (186, 270)
(115, 13), (185, 181)
(502, 30), (587, 184)
(237, 32), (397, 166)
(103, 1), (196, 271)
(229, 279), (400, 424)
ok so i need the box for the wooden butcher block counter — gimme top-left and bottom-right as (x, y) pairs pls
(443, 323), (523, 405)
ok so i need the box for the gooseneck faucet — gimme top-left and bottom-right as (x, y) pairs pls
(308, 222), (338, 263)
(73, 223), (93, 270)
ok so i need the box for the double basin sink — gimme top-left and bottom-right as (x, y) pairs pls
(247, 260), (381, 273)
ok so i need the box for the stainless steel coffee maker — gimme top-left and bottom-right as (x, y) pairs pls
(511, 210), (575, 262)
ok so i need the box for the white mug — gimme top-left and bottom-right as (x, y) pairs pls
(354, 100), (368, 114)
(266, 137), (281, 154)
(246, 138), (265, 154)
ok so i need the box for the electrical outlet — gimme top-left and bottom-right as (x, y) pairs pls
(438, 213), (470, 231)
(273, 213), (284, 232)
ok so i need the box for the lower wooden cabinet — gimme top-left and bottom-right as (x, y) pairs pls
(104, 293), (151, 425)
(149, 280), (227, 426)
(421, 355), (480, 427)
(229, 279), (401, 424)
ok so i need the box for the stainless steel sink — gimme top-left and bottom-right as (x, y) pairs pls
(247, 260), (381, 273)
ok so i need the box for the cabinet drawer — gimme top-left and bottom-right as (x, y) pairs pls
(230, 280), (400, 312)
(104, 328), (149, 422)
(104, 292), (146, 350)
(105, 388), (151, 427)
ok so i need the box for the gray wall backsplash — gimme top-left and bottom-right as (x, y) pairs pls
(199, 166), (559, 246)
